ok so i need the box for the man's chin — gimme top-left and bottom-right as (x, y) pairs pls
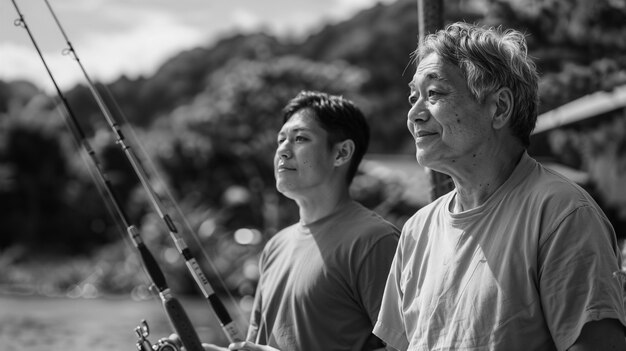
(276, 182), (296, 197)
(414, 152), (431, 168)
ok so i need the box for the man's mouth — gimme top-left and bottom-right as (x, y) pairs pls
(415, 130), (437, 138)
(277, 163), (296, 172)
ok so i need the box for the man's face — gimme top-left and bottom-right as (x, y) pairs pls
(274, 109), (336, 199)
(407, 53), (495, 172)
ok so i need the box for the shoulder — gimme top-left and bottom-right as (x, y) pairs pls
(328, 202), (400, 257)
(520, 161), (605, 219)
(262, 223), (299, 253)
(339, 201), (399, 233)
(508, 159), (616, 248)
(402, 191), (451, 233)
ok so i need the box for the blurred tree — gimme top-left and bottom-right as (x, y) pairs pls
(0, 94), (107, 254)
(0, 81), (40, 114)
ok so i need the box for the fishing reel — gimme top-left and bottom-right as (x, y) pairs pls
(135, 319), (182, 351)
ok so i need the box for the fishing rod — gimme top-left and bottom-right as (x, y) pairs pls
(10, 2), (204, 350)
(41, 0), (245, 343)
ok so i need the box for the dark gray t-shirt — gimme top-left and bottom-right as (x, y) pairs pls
(247, 200), (399, 351)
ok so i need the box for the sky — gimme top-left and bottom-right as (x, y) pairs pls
(1, 0), (394, 92)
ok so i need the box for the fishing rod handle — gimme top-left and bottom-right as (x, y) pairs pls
(222, 320), (245, 343)
(129, 226), (205, 349)
(176, 241), (244, 342)
(161, 292), (205, 351)
(129, 226), (168, 291)
(206, 293), (245, 342)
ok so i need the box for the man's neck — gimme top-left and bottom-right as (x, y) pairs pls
(296, 189), (352, 225)
(451, 149), (524, 213)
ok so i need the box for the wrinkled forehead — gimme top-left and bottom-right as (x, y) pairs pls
(410, 53), (463, 88)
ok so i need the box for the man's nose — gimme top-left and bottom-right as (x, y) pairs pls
(276, 143), (291, 159)
(407, 99), (428, 124)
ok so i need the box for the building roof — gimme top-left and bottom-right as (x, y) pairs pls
(534, 84), (626, 134)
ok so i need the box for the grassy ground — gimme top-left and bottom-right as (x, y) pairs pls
(0, 294), (248, 351)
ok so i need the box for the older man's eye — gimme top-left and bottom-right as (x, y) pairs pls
(428, 90), (442, 97)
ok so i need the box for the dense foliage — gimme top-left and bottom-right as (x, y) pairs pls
(1, 0), (626, 300)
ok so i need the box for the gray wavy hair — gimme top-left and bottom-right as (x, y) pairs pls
(416, 22), (539, 147)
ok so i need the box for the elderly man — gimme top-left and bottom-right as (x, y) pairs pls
(373, 22), (626, 351)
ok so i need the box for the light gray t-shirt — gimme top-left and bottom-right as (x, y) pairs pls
(248, 200), (399, 351)
(374, 152), (626, 351)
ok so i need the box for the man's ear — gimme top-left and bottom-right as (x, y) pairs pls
(491, 87), (514, 130)
(334, 139), (355, 167)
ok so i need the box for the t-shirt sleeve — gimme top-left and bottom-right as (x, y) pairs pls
(373, 233), (410, 351)
(357, 233), (399, 325)
(538, 205), (626, 350)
